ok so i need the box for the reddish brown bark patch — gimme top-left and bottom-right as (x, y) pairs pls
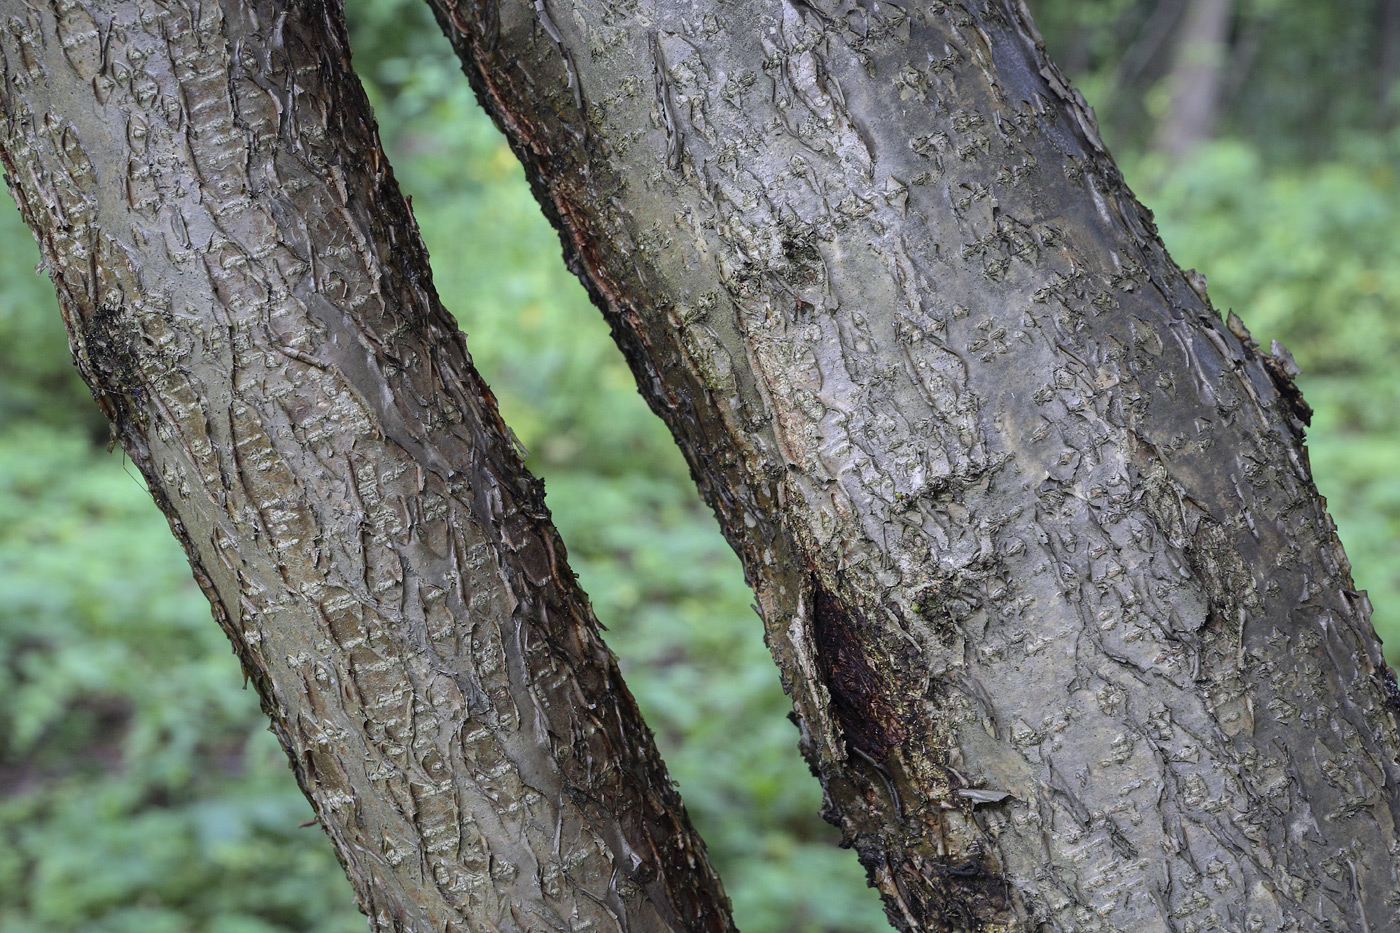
(811, 580), (905, 761)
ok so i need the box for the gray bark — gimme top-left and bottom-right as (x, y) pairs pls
(426, 0), (1400, 930)
(1151, 0), (1232, 159)
(0, 2), (735, 932)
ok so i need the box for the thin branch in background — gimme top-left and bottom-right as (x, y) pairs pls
(1220, 3), (1270, 119)
(1118, 0), (1188, 85)
(1151, 0), (1236, 159)
(1380, 0), (1400, 116)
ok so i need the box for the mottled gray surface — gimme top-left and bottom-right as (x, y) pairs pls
(430, 0), (1400, 929)
(0, 2), (734, 931)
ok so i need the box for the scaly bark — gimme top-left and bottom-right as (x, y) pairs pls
(0, 2), (734, 931)
(426, 0), (1400, 929)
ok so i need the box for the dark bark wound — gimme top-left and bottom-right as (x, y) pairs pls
(1262, 349), (1314, 427)
(1382, 665), (1400, 718)
(81, 304), (146, 426)
(851, 841), (1010, 933)
(812, 579), (903, 761)
(914, 856), (1011, 933)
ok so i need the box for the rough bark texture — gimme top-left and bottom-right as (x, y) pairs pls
(427, 0), (1400, 929)
(0, 2), (736, 931)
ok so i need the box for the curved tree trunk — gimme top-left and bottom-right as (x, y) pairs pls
(426, 0), (1400, 929)
(0, 2), (734, 932)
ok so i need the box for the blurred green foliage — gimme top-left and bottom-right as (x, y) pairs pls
(1, 1), (1396, 932)
(1029, 0), (1397, 158)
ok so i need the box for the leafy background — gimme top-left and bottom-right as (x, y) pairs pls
(1, 1), (1396, 931)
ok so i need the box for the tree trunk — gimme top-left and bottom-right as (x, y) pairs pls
(1380, 0), (1400, 117)
(426, 0), (1400, 930)
(1151, 0), (1233, 159)
(0, 2), (734, 932)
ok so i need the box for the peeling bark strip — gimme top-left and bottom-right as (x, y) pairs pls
(427, 0), (1400, 929)
(0, 2), (735, 931)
